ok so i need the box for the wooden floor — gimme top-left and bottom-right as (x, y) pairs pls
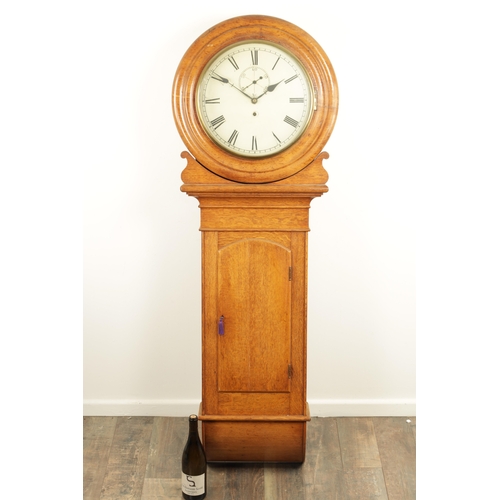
(84, 416), (416, 499)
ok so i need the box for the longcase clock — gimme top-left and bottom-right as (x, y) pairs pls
(172, 15), (338, 462)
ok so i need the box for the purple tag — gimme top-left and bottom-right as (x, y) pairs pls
(218, 316), (225, 335)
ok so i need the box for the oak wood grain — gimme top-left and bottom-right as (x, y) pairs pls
(201, 231), (219, 419)
(180, 151), (329, 199)
(289, 232), (307, 416)
(186, 156), (323, 461)
(203, 420), (306, 462)
(173, 16), (338, 183)
(217, 238), (291, 393)
(175, 14), (337, 462)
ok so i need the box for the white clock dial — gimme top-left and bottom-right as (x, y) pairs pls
(196, 41), (315, 158)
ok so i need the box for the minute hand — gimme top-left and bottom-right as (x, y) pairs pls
(255, 80), (284, 99)
(229, 81), (254, 100)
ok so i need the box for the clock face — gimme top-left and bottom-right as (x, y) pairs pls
(196, 41), (315, 158)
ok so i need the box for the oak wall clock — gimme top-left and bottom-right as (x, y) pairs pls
(172, 14), (338, 462)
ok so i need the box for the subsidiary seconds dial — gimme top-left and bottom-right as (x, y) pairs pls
(196, 41), (315, 158)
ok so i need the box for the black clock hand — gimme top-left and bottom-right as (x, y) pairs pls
(229, 81), (254, 100)
(267, 80), (284, 92)
(211, 72), (229, 84)
(212, 72), (254, 101)
(255, 79), (284, 100)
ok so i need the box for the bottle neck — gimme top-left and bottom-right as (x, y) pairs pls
(188, 417), (199, 435)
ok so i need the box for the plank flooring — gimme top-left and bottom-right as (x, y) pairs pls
(84, 416), (416, 499)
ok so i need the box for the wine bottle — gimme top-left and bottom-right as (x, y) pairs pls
(181, 414), (207, 499)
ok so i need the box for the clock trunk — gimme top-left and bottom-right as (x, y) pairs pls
(180, 151), (329, 462)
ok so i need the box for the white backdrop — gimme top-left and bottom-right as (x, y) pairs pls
(81, 1), (416, 417)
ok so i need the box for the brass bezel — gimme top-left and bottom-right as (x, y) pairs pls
(194, 40), (315, 159)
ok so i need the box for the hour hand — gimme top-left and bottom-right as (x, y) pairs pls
(267, 79), (284, 92)
(256, 79), (283, 99)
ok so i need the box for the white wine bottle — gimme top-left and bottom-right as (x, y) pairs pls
(181, 414), (207, 499)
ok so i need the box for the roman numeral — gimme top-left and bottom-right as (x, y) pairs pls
(252, 136), (258, 151)
(284, 115), (299, 128)
(205, 98), (220, 104)
(272, 56), (281, 70)
(228, 56), (239, 70)
(251, 50), (258, 65)
(272, 132), (282, 144)
(210, 115), (226, 129)
(289, 97), (304, 103)
(228, 129), (239, 146)
(285, 75), (298, 84)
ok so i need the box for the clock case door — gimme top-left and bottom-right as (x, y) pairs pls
(217, 236), (292, 396)
(180, 151), (329, 463)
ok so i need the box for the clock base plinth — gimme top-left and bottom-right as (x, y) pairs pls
(199, 406), (311, 463)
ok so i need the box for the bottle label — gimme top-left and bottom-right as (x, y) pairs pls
(182, 473), (205, 496)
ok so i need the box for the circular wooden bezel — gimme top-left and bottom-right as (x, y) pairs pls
(172, 15), (338, 183)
